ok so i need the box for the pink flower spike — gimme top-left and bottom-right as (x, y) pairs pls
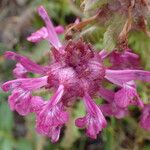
(35, 84), (69, 142)
(105, 69), (150, 86)
(114, 82), (144, 108)
(13, 63), (27, 78)
(37, 6), (62, 49)
(140, 104), (150, 131)
(5, 51), (48, 75)
(75, 93), (107, 139)
(2, 76), (48, 92)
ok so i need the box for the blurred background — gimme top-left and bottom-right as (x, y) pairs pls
(0, 0), (150, 150)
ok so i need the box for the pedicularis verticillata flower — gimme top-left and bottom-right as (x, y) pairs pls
(2, 6), (150, 143)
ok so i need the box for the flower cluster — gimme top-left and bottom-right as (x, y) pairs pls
(2, 6), (150, 143)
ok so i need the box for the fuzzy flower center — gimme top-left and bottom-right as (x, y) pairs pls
(48, 40), (105, 97)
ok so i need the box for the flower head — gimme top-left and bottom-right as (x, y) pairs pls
(2, 5), (150, 142)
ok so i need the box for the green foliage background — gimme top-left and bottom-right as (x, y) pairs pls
(0, 0), (150, 150)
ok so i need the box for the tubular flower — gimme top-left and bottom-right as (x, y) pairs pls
(114, 81), (144, 108)
(99, 86), (128, 119)
(27, 25), (64, 43)
(2, 6), (150, 142)
(2, 76), (48, 116)
(35, 84), (69, 143)
(75, 93), (107, 139)
(103, 48), (144, 109)
(107, 49), (140, 69)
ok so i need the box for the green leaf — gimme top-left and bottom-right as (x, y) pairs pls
(102, 119), (117, 150)
(0, 139), (13, 150)
(103, 25), (116, 51)
(103, 15), (125, 51)
(16, 139), (33, 150)
(0, 101), (13, 131)
(143, 144), (150, 150)
(83, 0), (111, 12)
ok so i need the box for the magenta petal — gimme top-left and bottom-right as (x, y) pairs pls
(55, 25), (64, 34)
(99, 49), (109, 60)
(35, 85), (69, 142)
(114, 83), (144, 108)
(100, 103), (128, 119)
(36, 103), (69, 142)
(99, 86), (114, 102)
(86, 119), (101, 139)
(5, 51), (48, 74)
(30, 96), (46, 112)
(27, 25), (64, 43)
(37, 6), (62, 49)
(108, 50), (140, 69)
(98, 87), (128, 118)
(105, 69), (150, 86)
(49, 126), (62, 143)
(27, 27), (48, 43)
(48, 84), (64, 107)
(2, 76), (48, 92)
(13, 63), (27, 78)
(8, 88), (32, 116)
(75, 93), (107, 139)
(114, 87), (130, 108)
(75, 117), (86, 128)
(140, 104), (150, 131)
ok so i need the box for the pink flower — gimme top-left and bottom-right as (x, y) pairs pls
(140, 104), (150, 131)
(114, 81), (143, 108)
(107, 49), (140, 69)
(105, 69), (150, 87)
(27, 25), (64, 43)
(35, 85), (69, 143)
(99, 86), (128, 119)
(8, 88), (31, 116)
(30, 96), (46, 112)
(5, 51), (48, 75)
(75, 93), (107, 139)
(2, 76), (48, 115)
(102, 49), (143, 109)
(2, 5), (150, 142)
(35, 6), (62, 49)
